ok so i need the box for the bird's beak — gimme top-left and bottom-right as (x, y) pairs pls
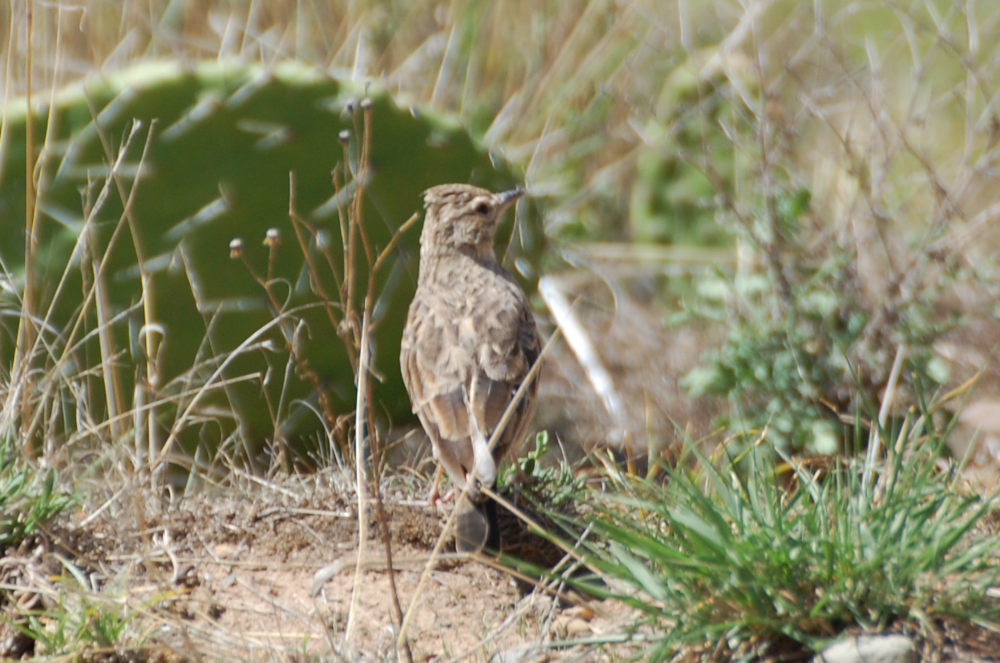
(496, 186), (525, 210)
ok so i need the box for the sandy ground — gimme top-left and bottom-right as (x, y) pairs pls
(6, 471), (1000, 663)
(0, 477), (639, 663)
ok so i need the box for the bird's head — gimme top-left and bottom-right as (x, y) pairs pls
(420, 183), (524, 260)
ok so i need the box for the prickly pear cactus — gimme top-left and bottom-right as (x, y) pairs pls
(0, 60), (541, 465)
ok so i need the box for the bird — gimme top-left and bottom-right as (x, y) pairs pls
(400, 183), (541, 553)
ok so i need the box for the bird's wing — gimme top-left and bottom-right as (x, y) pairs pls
(468, 298), (540, 460)
(401, 294), (479, 486)
(401, 294), (473, 441)
(400, 288), (540, 488)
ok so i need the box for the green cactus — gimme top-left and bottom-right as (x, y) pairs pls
(0, 60), (541, 466)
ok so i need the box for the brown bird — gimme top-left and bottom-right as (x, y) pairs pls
(400, 183), (540, 552)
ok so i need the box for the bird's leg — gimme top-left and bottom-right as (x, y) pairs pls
(427, 464), (455, 511)
(426, 464), (443, 503)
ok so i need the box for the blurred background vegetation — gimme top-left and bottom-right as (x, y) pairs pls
(1, 0), (998, 474)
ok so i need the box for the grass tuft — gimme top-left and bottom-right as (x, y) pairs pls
(0, 430), (76, 549)
(566, 398), (1000, 659)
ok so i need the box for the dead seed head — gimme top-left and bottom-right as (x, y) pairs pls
(264, 227), (281, 247)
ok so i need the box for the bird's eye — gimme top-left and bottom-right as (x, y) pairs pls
(474, 202), (490, 215)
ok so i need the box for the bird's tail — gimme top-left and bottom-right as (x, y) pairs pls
(454, 492), (500, 553)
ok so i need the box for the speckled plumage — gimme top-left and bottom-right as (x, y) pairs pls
(400, 183), (540, 552)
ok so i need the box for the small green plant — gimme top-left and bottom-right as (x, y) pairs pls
(567, 398), (1000, 660)
(6, 554), (168, 658)
(0, 432), (75, 548)
(499, 431), (585, 508)
(682, 186), (952, 453)
(15, 589), (144, 657)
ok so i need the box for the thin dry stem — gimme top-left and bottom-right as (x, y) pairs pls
(287, 173), (343, 338)
(14, 2), (36, 457)
(866, 343), (907, 503)
(344, 303), (370, 648)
